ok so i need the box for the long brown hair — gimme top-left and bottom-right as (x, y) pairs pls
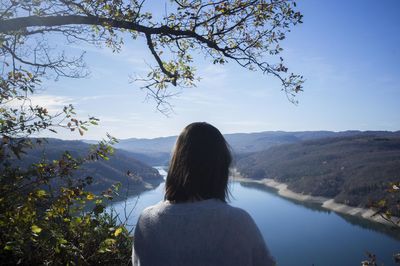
(165, 122), (232, 203)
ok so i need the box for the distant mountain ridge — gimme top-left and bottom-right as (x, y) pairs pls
(84, 130), (400, 165)
(31, 131), (400, 210)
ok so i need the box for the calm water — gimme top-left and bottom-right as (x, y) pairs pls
(110, 167), (400, 266)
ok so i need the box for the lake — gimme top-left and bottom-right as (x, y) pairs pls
(110, 167), (400, 266)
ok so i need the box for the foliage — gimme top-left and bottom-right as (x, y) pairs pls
(362, 251), (400, 265)
(0, 156), (133, 265)
(0, 0), (304, 112)
(0, 129), (134, 264)
(0, 69), (99, 161)
(0, 58), (133, 264)
(369, 181), (400, 227)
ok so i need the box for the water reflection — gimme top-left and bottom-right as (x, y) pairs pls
(337, 212), (400, 241)
(236, 180), (400, 241)
(236, 181), (329, 214)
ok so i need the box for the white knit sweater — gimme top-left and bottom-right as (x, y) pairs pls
(132, 199), (275, 266)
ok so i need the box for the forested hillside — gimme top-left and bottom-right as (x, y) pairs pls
(11, 139), (163, 197)
(236, 135), (400, 211)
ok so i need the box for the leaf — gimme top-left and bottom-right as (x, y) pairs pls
(104, 238), (116, 246)
(86, 192), (95, 200)
(95, 199), (103, 204)
(114, 227), (123, 237)
(98, 238), (116, 253)
(31, 225), (42, 234)
(35, 189), (47, 198)
(58, 238), (68, 245)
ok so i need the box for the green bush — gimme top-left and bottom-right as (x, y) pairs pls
(0, 144), (133, 265)
(0, 71), (132, 265)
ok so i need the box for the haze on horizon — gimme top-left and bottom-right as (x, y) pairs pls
(88, 129), (400, 142)
(35, 0), (400, 140)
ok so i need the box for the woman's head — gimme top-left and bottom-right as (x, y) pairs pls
(165, 122), (232, 203)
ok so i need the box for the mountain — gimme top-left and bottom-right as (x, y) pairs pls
(12, 138), (163, 197)
(235, 134), (400, 211)
(22, 131), (400, 209)
(116, 136), (177, 154)
(85, 136), (177, 165)
(225, 130), (400, 154)
(86, 131), (400, 165)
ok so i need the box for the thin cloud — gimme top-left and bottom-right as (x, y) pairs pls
(6, 94), (75, 113)
(31, 94), (75, 108)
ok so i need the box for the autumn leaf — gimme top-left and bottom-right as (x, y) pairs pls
(114, 227), (123, 237)
(31, 225), (42, 234)
(87, 192), (95, 200)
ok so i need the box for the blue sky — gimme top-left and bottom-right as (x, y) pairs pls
(36, 0), (400, 140)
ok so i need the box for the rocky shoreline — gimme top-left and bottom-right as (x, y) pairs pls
(231, 172), (399, 228)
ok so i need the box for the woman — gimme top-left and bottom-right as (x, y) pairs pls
(132, 122), (275, 266)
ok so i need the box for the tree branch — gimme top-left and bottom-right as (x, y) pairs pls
(0, 15), (228, 54)
(145, 33), (177, 84)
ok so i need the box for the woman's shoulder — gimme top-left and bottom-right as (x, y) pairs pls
(223, 204), (258, 227)
(139, 199), (248, 216)
(137, 199), (256, 229)
(138, 201), (168, 219)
